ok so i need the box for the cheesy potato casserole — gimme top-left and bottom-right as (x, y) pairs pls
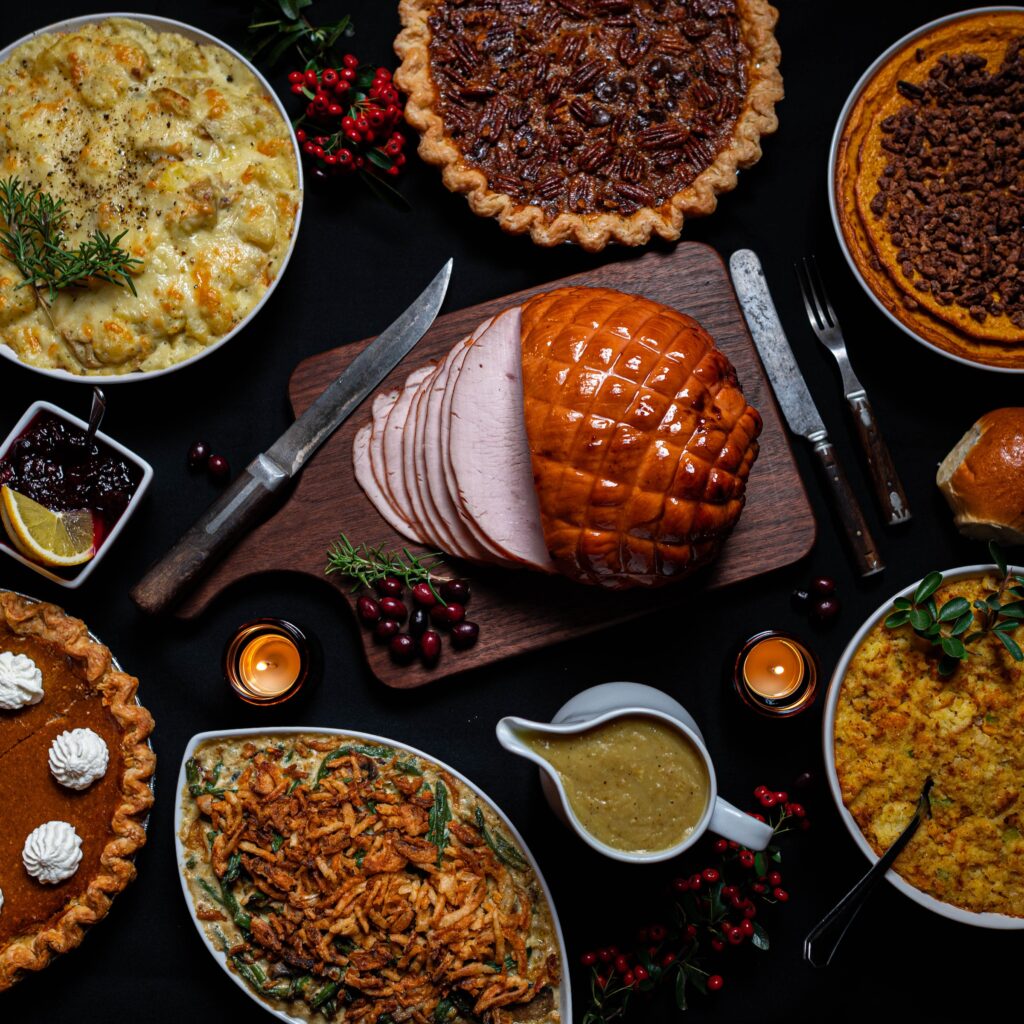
(834, 573), (1024, 917)
(0, 18), (300, 375)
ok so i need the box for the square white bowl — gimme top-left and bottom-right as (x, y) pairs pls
(0, 400), (153, 588)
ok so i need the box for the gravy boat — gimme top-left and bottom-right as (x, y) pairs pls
(497, 682), (773, 864)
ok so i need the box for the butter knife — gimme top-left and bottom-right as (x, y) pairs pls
(730, 249), (883, 577)
(130, 259), (453, 615)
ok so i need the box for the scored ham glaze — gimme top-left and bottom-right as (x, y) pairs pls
(352, 286), (761, 589)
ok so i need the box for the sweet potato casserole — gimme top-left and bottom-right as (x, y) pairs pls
(179, 734), (561, 1023)
(0, 18), (299, 375)
(834, 573), (1024, 917)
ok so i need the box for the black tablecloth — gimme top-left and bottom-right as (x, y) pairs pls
(2, 2), (1020, 1021)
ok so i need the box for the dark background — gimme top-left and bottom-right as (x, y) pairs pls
(2, 2), (1020, 1021)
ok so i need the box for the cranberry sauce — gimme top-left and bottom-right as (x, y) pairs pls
(0, 411), (141, 543)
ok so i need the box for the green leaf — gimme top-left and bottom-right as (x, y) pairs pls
(427, 781), (452, 865)
(951, 612), (974, 636)
(675, 968), (687, 1010)
(885, 610), (911, 629)
(990, 541), (1007, 576)
(909, 608), (933, 631)
(754, 851), (767, 877)
(752, 922), (770, 951)
(995, 629), (1024, 661)
(271, 832), (285, 853)
(940, 637), (966, 659)
(938, 597), (970, 621)
(998, 603), (1024, 620)
(915, 571), (943, 605)
(893, 597), (912, 610)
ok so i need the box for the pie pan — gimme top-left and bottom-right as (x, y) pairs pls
(173, 727), (572, 1023)
(827, 6), (1024, 375)
(823, 564), (1024, 928)
(0, 12), (304, 385)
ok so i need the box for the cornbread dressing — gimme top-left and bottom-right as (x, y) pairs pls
(834, 574), (1024, 917)
(526, 716), (709, 853)
(0, 18), (299, 375)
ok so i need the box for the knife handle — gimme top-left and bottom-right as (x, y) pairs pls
(812, 439), (885, 577)
(847, 393), (911, 526)
(130, 456), (286, 616)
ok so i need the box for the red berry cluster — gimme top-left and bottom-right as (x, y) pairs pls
(187, 440), (230, 484)
(355, 576), (480, 669)
(578, 783), (811, 1023)
(792, 575), (841, 625)
(286, 57), (406, 180)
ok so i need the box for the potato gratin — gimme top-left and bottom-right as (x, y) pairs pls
(0, 18), (299, 375)
(179, 735), (562, 1024)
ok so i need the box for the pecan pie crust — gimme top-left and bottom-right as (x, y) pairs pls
(396, 0), (782, 251)
(0, 593), (155, 990)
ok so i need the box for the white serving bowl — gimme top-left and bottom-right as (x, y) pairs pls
(823, 563), (1024, 928)
(0, 400), (153, 588)
(173, 727), (572, 1023)
(0, 12), (304, 384)
(827, 6), (1024, 375)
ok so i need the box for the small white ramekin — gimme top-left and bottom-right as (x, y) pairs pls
(0, 400), (153, 588)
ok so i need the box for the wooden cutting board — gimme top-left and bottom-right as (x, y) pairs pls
(178, 243), (816, 686)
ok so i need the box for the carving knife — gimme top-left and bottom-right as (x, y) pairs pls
(130, 259), (453, 615)
(729, 249), (883, 577)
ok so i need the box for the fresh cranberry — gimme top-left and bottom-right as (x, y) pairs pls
(811, 575), (837, 596)
(409, 607), (429, 638)
(412, 582), (437, 607)
(207, 454), (230, 482)
(388, 633), (416, 664)
(356, 596), (381, 625)
(373, 619), (400, 643)
(419, 630), (441, 667)
(812, 596), (842, 625)
(379, 597), (408, 622)
(375, 577), (403, 597)
(187, 440), (210, 471)
(440, 579), (471, 604)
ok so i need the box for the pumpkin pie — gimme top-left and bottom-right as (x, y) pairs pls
(0, 592), (155, 989)
(835, 10), (1024, 369)
(395, 0), (782, 251)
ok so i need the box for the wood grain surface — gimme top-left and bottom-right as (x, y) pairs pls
(177, 243), (817, 686)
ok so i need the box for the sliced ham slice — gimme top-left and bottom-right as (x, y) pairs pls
(449, 307), (553, 571)
(354, 423), (427, 544)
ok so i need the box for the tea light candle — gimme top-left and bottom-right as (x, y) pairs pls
(733, 631), (817, 717)
(224, 620), (311, 705)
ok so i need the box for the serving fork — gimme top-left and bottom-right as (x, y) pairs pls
(795, 257), (911, 526)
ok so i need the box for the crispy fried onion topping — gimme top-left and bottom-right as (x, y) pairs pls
(192, 742), (560, 1022)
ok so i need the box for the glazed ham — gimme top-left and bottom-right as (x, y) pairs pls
(352, 286), (761, 588)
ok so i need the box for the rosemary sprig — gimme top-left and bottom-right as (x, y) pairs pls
(325, 533), (449, 601)
(0, 178), (142, 303)
(246, 0), (353, 69)
(884, 542), (1024, 675)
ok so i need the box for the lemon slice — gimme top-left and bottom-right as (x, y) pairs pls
(1, 486), (95, 567)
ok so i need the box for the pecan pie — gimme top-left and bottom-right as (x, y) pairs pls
(396, 0), (782, 250)
(835, 10), (1024, 369)
(0, 592), (155, 989)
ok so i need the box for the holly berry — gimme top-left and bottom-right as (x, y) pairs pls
(648, 924), (667, 942)
(701, 867), (720, 884)
(767, 870), (782, 886)
(321, 68), (339, 88)
(634, 966), (649, 983)
(773, 887), (789, 902)
(739, 850), (755, 869)
(288, 71), (304, 84)
(614, 955), (629, 974)
(342, 53), (359, 69)
(710, 937), (725, 952)
(580, 952), (596, 967)
(713, 838), (728, 854)
(707, 975), (724, 992)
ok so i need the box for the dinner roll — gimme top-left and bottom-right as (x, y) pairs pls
(937, 408), (1024, 545)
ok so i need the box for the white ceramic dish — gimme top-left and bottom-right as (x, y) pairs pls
(0, 400), (153, 588)
(0, 12), (304, 384)
(497, 682), (773, 864)
(173, 727), (572, 1023)
(827, 6), (1024, 375)
(823, 563), (1024, 929)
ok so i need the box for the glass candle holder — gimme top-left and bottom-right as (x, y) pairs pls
(224, 619), (311, 705)
(733, 631), (817, 717)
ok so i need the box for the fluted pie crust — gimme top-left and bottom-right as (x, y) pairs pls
(0, 593), (155, 990)
(396, 0), (782, 251)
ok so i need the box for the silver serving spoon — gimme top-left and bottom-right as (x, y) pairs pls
(804, 777), (933, 968)
(84, 387), (106, 449)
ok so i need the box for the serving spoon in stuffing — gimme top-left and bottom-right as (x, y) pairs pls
(804, 777), (933, 967)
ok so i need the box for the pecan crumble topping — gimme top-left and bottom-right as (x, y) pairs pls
(426, 0), (751, 218)
(871, 38), (1024, 328)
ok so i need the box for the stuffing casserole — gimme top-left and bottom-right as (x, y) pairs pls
(0, 18), (299, 375)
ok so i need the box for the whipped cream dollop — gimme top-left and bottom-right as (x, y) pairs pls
(48, 728), (109, 791)
(0, 651), (44, 710)
(22, 821), (83, 884)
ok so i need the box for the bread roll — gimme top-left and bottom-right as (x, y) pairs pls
(937, 408), (1024, 545)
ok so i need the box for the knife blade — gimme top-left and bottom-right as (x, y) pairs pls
(729, 249), (883, 577)
(130, 259), (453, 615)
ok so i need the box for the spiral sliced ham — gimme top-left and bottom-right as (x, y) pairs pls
(352, 286), (761, 588)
